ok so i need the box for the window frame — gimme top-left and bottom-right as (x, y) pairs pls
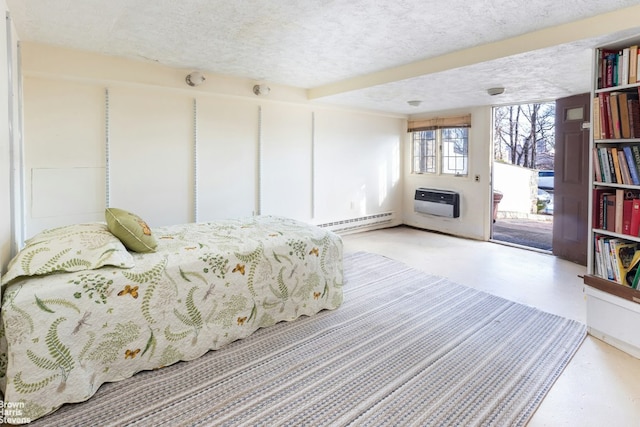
(411, 127), (469, 176)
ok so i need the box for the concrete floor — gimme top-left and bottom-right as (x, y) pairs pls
(492, 216), (553, 251)
(342, 225), (640, 427)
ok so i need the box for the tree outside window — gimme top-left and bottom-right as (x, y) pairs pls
(493, 103), (555, 170)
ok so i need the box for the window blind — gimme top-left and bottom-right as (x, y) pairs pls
(407, 114), (471, 132)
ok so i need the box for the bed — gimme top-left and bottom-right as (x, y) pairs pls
(0, 212), (343, 424)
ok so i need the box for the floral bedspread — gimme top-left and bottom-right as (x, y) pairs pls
(0, 216), (343, 423)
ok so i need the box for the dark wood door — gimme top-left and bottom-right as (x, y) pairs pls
(552, 93), (591, 265)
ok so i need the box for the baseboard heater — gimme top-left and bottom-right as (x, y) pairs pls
(317, 212), (394, 233)
(414, 188), (460, 218)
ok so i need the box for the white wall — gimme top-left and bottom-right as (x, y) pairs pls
(24, 78), (106, 232)
(493, 162), (538, 215)
(196, 97), (258, 221)
(403, 107), (493, 241)
(17, 43), (405, 239)
(108, 87), (194, 225)
(261, 104), (313, 219)
(314, 109), (403, 223)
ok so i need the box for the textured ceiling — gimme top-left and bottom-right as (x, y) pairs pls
(6, 0), (640, 115)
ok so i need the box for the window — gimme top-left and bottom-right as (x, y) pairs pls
(412, 130), (436, 173)
(441, 128), (468, 175)
(409, 115), (471, 176)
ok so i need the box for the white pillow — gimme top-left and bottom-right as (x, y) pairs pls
(2, 223), (135, 286)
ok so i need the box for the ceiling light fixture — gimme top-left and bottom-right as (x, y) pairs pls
(407, 100), (422, 107)
(487, 87), (505, 96)
(185, 71), (206, 87)
(253, 84), (271, 96)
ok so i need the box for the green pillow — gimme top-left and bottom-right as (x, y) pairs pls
(105, 208), (157, 253)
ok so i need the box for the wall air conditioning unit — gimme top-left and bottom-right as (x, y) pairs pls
(414, 188), (460, 218)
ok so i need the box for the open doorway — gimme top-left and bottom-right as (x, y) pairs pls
(491, 102), (555, 251)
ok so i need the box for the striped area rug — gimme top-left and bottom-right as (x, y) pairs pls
(31, 251), (586, 426)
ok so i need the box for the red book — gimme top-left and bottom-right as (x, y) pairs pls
(623, 198), (634, 235)
(631, 199), (640, 236)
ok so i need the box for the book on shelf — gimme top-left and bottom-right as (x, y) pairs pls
(604, 92), (615, 138)
(594, 235), (605, 277)
(594, 144), (640, 185)
(611, 147), (623, 183)
(618, 150), (632, 185)
(602, 50), (618, 88)
(594, 237), (639, 286)
(594, 90), (640, 140)
(636, 48), (640, 83)
(622, 145), (640, 185)
(596, 147), (610, 182)
(630, 45), (639, 84)
(593, 188), (640, 236)
(622, 48), (630, 86)
(598, 93), (610, 139)
(605, 147), (614, 182)
(600, 237), (615, 280)
(622, 191), (640, 236)
(593, 188), (612, 229)
(615, 188), (625, 234)
(610, 92), (622, 139)
(623, 197), (633, 235)
(608, 238), (623, 282)
(618, 92), (632, 139)
(627, 251), (640, 289)
(632, 145), (640, 175)
(598, 46), (640, 89)
(593, 97), (602, 140)
(605, 193), (616, 232)
(624, 246), (640, 288)
(631, 198), (640, 237)
(613, 239), (638, 286)
(593, 147), (603, 182)
(629, 96), (640, 138)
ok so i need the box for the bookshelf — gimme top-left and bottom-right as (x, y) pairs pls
(584, 36), (640, 358)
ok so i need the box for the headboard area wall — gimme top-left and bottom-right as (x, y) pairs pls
(17, 42), (405, 245)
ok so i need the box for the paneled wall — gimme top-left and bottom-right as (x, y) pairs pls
(261, 104), (313, 220)
(24, 78), (106, 232)
(18, 43), (405, 240)
(108, 87), (194, 224)
(196, 97), (259, 221)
